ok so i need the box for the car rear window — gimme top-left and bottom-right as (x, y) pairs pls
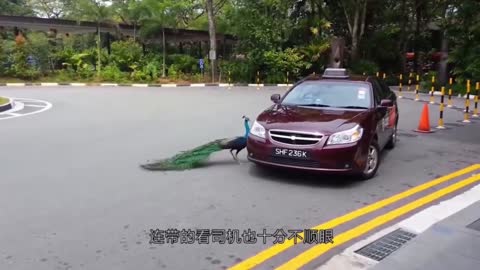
(281, 81), (372, 108)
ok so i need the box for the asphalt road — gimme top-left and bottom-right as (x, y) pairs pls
(0, 86), (479, 270)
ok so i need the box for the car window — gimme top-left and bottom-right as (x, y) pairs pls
(378, 79), (392, 99)
(281, 81), (372, 108)
(369, 79), (382, 105)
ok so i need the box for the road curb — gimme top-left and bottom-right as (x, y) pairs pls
(0, 82), (294, 88)
(0, 97), (13, 113)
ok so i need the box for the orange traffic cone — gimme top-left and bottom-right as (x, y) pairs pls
(414, 103), (434, 133)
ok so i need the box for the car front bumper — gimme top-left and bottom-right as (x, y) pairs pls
(246, 135), (368, 173)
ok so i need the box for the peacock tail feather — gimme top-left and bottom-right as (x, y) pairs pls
(140, 139), (227, 171)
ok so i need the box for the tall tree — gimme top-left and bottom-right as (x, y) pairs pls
(205, 0), (217, 82)
(111, 0), (143, 41)
(338, 0), (368, 62)
(27, 0), (73, 18)
(138, 0), (191, 77)
(0, 0), (34, 16)
(69, 0), (115, 77)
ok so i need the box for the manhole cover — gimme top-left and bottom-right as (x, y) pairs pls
(354, 229), (417, 261)
(466, 218), (480, 232)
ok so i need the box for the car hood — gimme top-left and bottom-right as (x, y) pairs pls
(257, 104), (371, 134)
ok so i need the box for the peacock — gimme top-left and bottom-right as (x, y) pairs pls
(140, 116), (251, 171)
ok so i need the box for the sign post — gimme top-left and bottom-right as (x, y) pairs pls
(199, 58), (204, 77)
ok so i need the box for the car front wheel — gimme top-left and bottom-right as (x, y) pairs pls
(359, 140), (380, 180)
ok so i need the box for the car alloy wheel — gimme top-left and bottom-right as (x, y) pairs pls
(359, 141), (380, 180)
(364, 146), (378, 174)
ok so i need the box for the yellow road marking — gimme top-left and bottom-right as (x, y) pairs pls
(275, 173), (480, 270)
(228, 164), (480, 270)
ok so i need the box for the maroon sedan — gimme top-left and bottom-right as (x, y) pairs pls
(247, 68), (398, 180)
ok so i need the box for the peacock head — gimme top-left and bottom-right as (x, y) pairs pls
(242, 115), (251, 136)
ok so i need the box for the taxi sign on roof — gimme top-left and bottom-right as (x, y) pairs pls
(322, 68), (349, 79)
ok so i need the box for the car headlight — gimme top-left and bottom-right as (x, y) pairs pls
(327, 124), (363, 145)
(250, 120), (266, 139)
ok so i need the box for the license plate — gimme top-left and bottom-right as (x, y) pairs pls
(273, 148), (310, 159)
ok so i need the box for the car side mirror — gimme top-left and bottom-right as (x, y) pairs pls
(271, 94), (281, 103)
(380, 99), (393, 107)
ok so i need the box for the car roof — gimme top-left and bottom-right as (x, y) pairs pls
(292, 73), (375, 88)
(303, 73), (371, 82)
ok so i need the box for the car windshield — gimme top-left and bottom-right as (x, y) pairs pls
(281, 81), (372, 108)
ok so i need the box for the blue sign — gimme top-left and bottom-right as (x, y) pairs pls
(199, 59), (204, 70)
(27, 55), (37, 68)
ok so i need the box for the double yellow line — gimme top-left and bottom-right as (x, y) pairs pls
(229, 164), (480, 270)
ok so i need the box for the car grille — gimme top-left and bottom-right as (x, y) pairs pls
(269, 156), (321, 168)
(269, 130), (323, 146)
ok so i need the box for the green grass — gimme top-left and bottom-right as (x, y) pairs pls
(0, 96), (9, 106)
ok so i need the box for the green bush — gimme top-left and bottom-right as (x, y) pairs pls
(419, 71), (439, 93)
(262, 48), (311, 83)
(0, 39), (12, 76)
(130, 61), (160, 82)
(7, 44), (41, 80)
(219, 60), (254, 83)
(110, 39), (143, 72)
(100, 64), (124, 82)
(167, 54), (199, 74)
(27, 32), (51, 74)
(349, 59), (379, 76)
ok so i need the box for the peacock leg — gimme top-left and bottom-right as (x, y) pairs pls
(229, 149), (237, 161)
(234, 149), (242, 163)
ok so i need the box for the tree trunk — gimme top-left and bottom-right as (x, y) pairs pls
(133, 23), (136, 42)
(97, 24), (101, 77)
(206, 0), (217, 83)
(438, 31), (449, 85)
(162, 27), (166, 78)
(350, 6), (360, 62)
(398, 0), (408, 73)
(438, 3), (450, 86)
(413, 0), (421, 73)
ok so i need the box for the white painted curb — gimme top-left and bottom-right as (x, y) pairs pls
(132, 84), (148, 87)
(0, 100), (25, 114)
(190, 83), (206, 87)
(0, 97), (13, 113)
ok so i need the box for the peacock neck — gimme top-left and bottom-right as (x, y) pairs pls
(244, 120), (250, 138)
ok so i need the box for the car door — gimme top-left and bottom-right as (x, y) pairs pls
(369, 78), (390, 148)
(378, 79), (398, 132)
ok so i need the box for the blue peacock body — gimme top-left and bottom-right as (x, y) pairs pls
(140, 116), (251, 171)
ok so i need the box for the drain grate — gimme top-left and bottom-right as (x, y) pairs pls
(466, 218), (480, 232)
(354, 229), (417, 261)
